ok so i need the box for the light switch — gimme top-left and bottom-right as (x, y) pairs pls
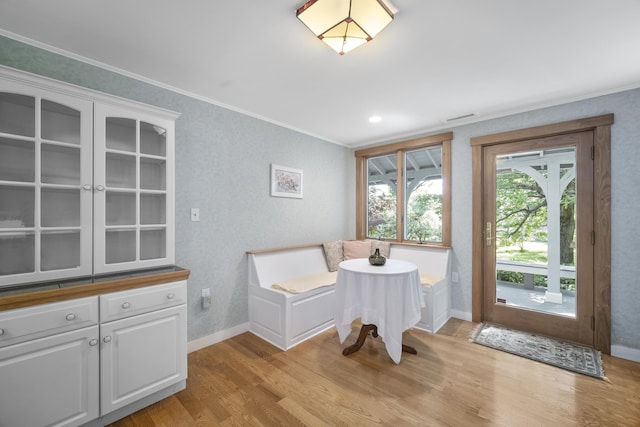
(191, 208), (200, 222)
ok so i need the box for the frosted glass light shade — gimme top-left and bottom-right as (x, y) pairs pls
(297, 0), (394, 55)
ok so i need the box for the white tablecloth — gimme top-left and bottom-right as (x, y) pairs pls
(335, 258), (424, 364)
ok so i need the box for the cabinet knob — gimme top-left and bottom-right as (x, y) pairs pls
(167, 293), (175, 300)
(65, 313), (77, 321)
(89, 339), (99, 346)
(83, 184), (92, 191)
(122, 302), (131, 309)
(96, 185), (105, 191)
(103, 336), (112, 343)
(0, 328), (4, 336)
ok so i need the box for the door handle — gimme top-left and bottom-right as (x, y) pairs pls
(486, 222), (493, 246)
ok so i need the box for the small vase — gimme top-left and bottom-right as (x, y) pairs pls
(368, 248), (386, 266)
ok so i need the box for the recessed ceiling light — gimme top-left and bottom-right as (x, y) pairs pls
(369, 116), (382, 123)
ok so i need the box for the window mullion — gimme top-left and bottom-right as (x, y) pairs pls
(396, 150), (404, 242)
(355, 156), (366, 239)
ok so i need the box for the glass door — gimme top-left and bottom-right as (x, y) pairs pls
(482, 132), (594, 345)
(93, 104), (174, 274)
(0, 84), (93, 287)
(494, 146), (577, 317)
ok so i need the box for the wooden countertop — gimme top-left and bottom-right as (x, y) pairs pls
(0, 266), (191, 312)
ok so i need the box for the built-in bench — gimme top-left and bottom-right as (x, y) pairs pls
(248, 244), (335, 350)
(390, 245), (451, 333)
(247, 242), (451, 350)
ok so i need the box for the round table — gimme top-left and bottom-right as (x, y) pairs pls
(334, 258), (424, 364)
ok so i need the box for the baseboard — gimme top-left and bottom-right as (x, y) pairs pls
(187, 322), (249, 353)
(611, 344), (640, 363)
(450, 309), (472, 322)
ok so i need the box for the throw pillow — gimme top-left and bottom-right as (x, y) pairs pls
(323, 240), (344, 272)
(343, 240), (373, 260)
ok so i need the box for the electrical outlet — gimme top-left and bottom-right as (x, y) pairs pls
(201, 288), (211, 308)
(191, 208), (200, 222)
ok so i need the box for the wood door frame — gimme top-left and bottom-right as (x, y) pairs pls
(470, 114), (613, 353)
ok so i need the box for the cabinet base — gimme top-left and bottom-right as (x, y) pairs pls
(79, 380), (186, 427)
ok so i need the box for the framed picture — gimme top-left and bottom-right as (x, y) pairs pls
(271, 164), (303, 198)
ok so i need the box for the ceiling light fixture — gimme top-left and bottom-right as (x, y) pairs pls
(296, 0), (395, 55)
(369, 115), (382, 123)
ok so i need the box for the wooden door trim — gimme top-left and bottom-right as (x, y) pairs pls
(470, 114), (613, 353)
(470, 114), (613, 146)
(593, 124), (612, 353)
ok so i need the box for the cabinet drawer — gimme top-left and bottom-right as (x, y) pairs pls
(100, 280), (187, 322)
(0, 297), (99, 348)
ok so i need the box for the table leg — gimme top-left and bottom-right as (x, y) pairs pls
(342, 324), (418, 356)
(402, 344), (418, 354)
(342, 324), (376, 356)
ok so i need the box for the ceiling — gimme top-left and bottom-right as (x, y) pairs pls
(1, 0), (639, 148)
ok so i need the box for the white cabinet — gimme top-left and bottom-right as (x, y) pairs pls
(0, 298), (100, 427)
(93, 103), (175, 274)
(0, 67), (178, 287)
(0, 280), (187, 426)
(99, 281), (187, 415)
(0, 79), (94, 286)
(100, 306), (187, 414)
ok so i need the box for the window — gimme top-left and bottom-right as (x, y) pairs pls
(355, 132), (452, 246)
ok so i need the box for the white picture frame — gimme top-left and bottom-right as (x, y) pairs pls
(271, 164), (303, 199)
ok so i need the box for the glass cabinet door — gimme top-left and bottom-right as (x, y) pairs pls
(93, 104), (174, 274)
(0, 84), (93, 287)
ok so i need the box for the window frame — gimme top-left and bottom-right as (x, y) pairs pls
(355, 132), (452, 247)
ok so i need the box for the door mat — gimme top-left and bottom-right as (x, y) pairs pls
(471, 323), (606, 380)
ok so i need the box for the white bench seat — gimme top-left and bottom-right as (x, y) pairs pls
(389, 245), (451, 333)
(247, 242), (451, 350)
(420, 273), (443, 287)
(248, 245), (336, 350)
(272, 271), (338, 294)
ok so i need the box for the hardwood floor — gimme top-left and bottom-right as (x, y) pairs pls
(109, 319), (640, 426)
